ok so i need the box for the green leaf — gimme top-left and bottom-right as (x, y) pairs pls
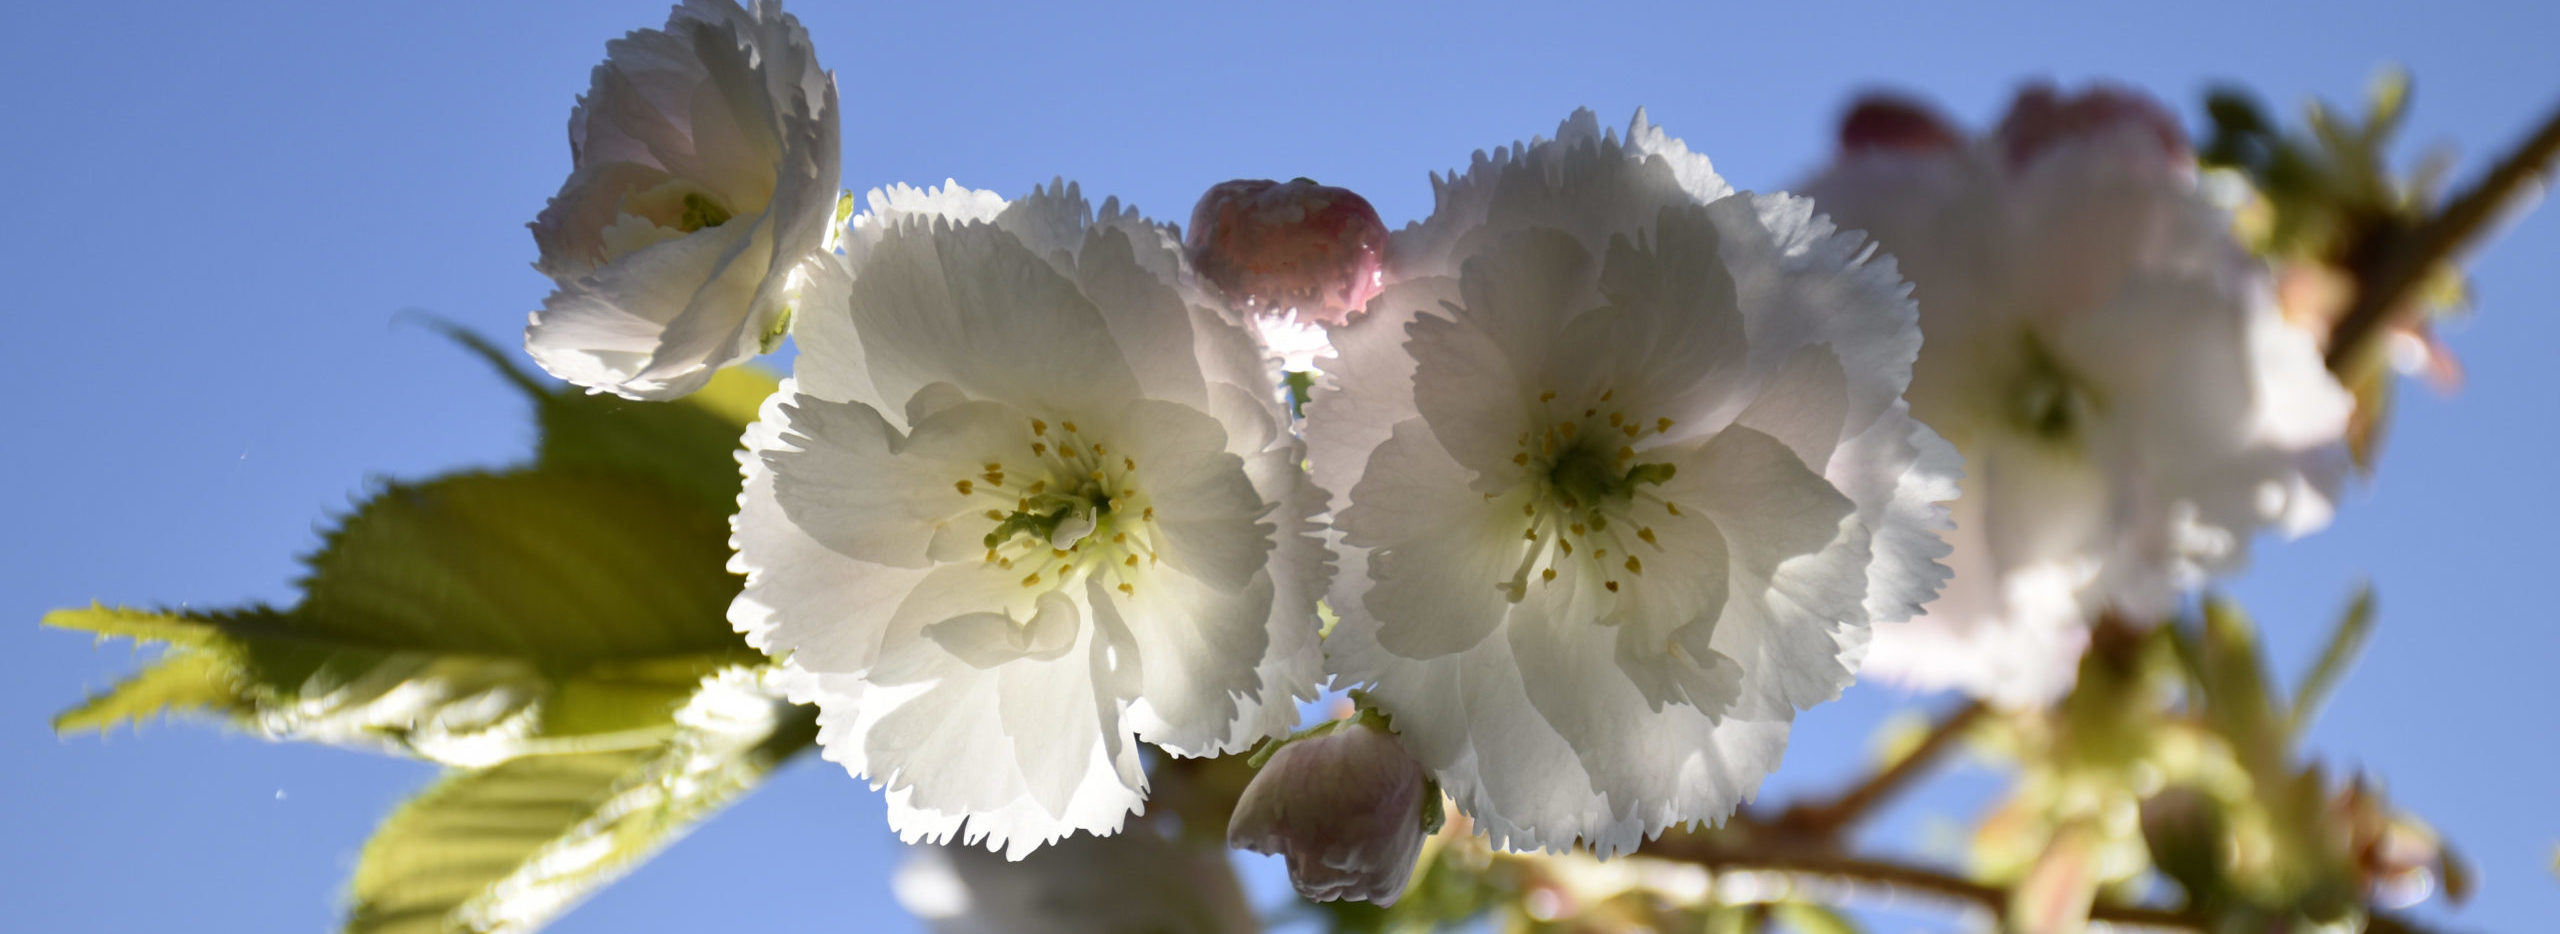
(53, 648), (250, 735)
(46, 467), (750, 761)
(295, 469), (747, 666)
(47, 604), (725, 764)
(346, 747), (657, 934)
(52, 413), (755, 766)
(433, 319), (774, 512)
(44, 602), (269, 648)
(343, 668), (814, 934)
(2195, 596), (2289, 772)
(2286, 584), (2375, 737)
(532, 366), (775, 514)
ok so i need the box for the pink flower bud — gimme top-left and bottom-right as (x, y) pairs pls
(1184, 178), (1389, 329)
(1226, 721), (1431, 906)
(1838, 93), (1963, 154)
(1995, 83), (2188, 168)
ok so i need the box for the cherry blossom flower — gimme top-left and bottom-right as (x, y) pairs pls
(1311, 110), (1960, 854)
(526, 0), (841, 400)
(1800, 86), (2353, 706)
(732, 181), (1329, 856)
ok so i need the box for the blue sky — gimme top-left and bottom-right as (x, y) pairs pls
(5, 1), (2554, 931)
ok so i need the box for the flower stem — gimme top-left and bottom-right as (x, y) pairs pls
(2325, 98), (2560, 372)
(1632, 838), (2194, 929)
(1769, 699), (1987, 839)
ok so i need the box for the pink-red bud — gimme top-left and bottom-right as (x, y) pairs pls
(1185, 178), (1389, 328)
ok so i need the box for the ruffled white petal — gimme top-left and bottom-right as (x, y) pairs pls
(1316, 110), (1957, 853)
(735, 185), (1328, 855)
(525, 0), (840, 400)
(1801, 87), (2351, 704)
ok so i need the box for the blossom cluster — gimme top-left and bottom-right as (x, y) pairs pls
(514, 0), (2354, 904)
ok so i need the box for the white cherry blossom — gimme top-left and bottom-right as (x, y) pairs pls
(1311, 110), (1960, 854)
(1799, 86), (2354, 706)
(526, 0), (841, 400)
(731, 182), (1328, 856)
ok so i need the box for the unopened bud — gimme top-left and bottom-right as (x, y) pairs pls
(1995, 83), (2189, 168)
(1226, 720), (1431, 906)
(1839, 94), (1962, 153)
(2140, 785), (2228, 902)
(2332, 777), (2455, 909)
(1185, 178), (1389, 332)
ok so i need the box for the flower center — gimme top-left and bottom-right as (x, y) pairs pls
(1496, 389), (1684, 603)
(2004, 330), (2103, 446)
(625, 180), (737, 234)
(954, 416), (1162, 598)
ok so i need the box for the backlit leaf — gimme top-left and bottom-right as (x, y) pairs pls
(344, 668), (814, 934)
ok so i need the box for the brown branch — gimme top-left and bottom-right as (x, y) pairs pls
(1770, 699), (1987, 838)
(2326, 99), (2560, 372)
(1634, 837), (2197, 930)
(2366, 910), (2464, 934)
